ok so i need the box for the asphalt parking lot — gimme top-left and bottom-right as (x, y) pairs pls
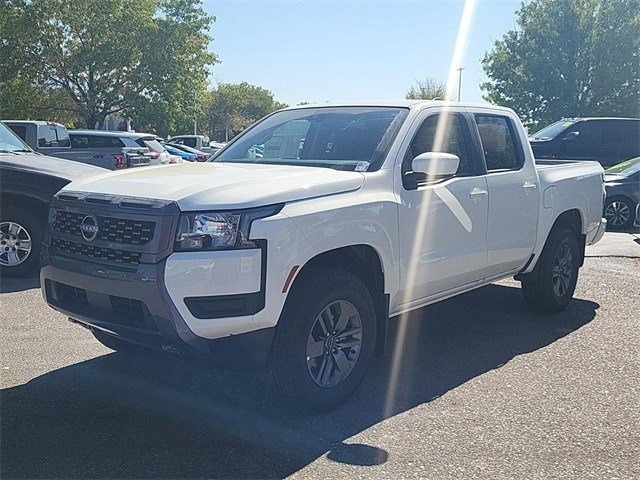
(1, 231), (638, 479)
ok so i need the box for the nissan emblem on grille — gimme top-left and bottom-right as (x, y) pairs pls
(80, 215), (99, 242)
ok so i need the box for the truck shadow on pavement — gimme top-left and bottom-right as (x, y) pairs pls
(0, 276), (40, 293)
(1, 284), (598, 479)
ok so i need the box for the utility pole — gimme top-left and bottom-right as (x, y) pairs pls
(456, 67), (465, 102)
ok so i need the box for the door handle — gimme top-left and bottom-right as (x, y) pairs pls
(523, 181), (537, 189)
(469, 188), (488, 203)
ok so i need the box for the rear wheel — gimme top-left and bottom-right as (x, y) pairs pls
(0, 206), (44, 278)
(267, 268), (377, 411)
(604, 196), (634, 230)
(521, 227), (580, 313)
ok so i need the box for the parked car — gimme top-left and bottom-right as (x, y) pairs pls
(603, 157), (640, 230)
(130, 134), (182, 164)
(0, 122), (106, 277)
(40, 101), (605, 410)
(4, 121), (153, 170)
(634, 204), (640, 229)
(65, 130), (153, 169)
(529, 117), (640, 168)
(164, 142), (210, 162)
(168, 134), (222, 155)
(163, 144), (197, 162)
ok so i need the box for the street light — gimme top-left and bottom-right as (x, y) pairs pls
(456, 67), (465, 102)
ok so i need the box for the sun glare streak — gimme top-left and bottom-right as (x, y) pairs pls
(383, 0), (478, 418)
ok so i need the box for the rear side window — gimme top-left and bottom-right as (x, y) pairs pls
(38, 125), (70, 147)
(475, 115), (523, 172)
(70, 135), (89, 148)
(87, 136), (125, 148)
(38, 126), (57, 147)
(56, 126), (70, 147)
(173, 137), (197, 148)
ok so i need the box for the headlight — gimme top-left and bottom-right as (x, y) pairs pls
(175, 204), (283, 251)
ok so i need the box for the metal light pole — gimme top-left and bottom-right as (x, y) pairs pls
(456, 67), (465, 102)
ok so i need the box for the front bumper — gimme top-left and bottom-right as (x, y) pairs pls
(40, 251), (275, 367)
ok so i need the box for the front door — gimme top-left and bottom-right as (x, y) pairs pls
(396, 111), (488, 309)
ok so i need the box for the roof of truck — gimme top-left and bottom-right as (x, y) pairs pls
(280, 100), (514, 112)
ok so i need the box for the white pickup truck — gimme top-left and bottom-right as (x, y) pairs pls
(41, 101), (606, 409)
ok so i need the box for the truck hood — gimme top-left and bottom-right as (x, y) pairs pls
(63, 162), (365, 210)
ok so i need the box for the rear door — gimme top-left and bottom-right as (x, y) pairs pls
(472, 111), (539, 278)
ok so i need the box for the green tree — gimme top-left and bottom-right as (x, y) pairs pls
(2, 0), (215, 133)
(405, 78), (447, 100)
(204, 82), (287, 141)
(482, 0), (640, 130)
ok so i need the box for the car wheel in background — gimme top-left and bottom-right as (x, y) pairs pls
(0, 206), (44, 278)
(604, 196), (635, 230)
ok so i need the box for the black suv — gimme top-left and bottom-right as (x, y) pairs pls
(529, 117), (640, 168)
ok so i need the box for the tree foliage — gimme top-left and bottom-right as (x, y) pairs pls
(482, 0), (640, 129)
(203, 82), (287, 141)
(405, 78), (447, 100)
(1, 0), (216, 135)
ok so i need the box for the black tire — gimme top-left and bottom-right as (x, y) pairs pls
(521, 227), (580, 313)
(267, 267), (377, 411)
(0, 205), (45, 278)
(604, 196), (635, 230)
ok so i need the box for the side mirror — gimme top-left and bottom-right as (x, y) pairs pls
(562, 131), (579, 141)
(405, 152), (459, 189)
(412, 152), (459, 177)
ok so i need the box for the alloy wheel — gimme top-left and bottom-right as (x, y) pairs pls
(0, 221), (32, 267)
(552, 242), (573, 297)
(604, 201), (630, 228)
(306, 299), (363, 388)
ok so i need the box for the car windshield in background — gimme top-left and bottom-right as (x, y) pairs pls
(531, 120), (578, 140)
(605, 157), (640, 175)
(214, 107), (409, 171)
(0, 122), (33, 153)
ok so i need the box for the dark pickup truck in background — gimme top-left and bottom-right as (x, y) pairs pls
(4, 120), (152, 170)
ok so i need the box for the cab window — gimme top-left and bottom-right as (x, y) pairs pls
(403, 113), (472, 181)
(474, 115), (523, 172)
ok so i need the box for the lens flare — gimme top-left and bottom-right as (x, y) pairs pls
(384, 0), (478, 418)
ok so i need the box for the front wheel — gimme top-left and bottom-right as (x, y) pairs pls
(267, 268), (377, 411)
(521, 227), (580, 313)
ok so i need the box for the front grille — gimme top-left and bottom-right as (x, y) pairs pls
(51, 238), (142, 266)
(52, 210), (155, 245)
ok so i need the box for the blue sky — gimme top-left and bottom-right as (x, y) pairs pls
(203, 0), (522, 105)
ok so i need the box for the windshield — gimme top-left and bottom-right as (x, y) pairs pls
(214, 107), (409, 171)
(0, 122), (33, 153)
(531, 120), (578, 140)
(605, 157), (640, 175)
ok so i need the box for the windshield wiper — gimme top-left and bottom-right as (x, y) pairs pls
(0, 149), (20, 154)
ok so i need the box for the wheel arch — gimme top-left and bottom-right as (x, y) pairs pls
(289, 244), (389, 356)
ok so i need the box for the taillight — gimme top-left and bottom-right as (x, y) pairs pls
(113, 154), (127, 169)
